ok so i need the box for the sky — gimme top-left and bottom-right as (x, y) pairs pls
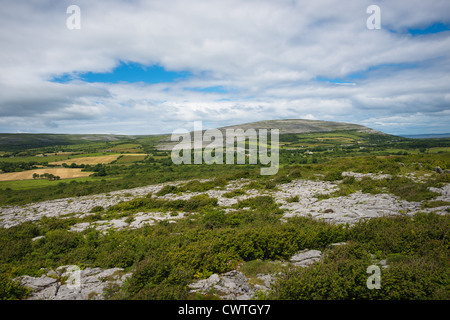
(0, 0), (449, 136)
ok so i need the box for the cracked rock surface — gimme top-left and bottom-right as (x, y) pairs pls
(16, 266), (132, 300)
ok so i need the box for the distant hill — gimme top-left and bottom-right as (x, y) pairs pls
(0, 133), (134, 151)
(401, 133), (450, 139)
(217, 119), (383, 135)
(156, 118), (386, 150)
(0, 119), (386, 152)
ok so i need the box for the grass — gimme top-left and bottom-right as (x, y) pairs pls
(0, 168), (93, 182)
(115, 155), (147, 163)
(239, 259), (287, 285)
(421, 200), (450, 209)
(0, 176), (120, 191)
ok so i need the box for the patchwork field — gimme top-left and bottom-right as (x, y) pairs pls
(0, 168), (92, 181)
(115, 154), (148, 163)
(49, 154), (121, 166)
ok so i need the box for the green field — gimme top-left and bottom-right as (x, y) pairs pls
(0, 176), (123, 191)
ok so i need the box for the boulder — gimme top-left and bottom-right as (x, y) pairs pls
(290, 249), (322, 267)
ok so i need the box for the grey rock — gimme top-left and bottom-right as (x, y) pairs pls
(189, 270), (257, 300)
(1, 176), (449, 229)
(46, 270), (59, 277)
(20, 275), (57, 290)
(328, 242), (347, 248)
(16, 266), (132, 300)
(290, 249), (322, 267)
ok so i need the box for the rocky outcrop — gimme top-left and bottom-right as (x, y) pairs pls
(17, 266), (132, 300)
(1, 175), (449, 229)
(188, 270), (270, 300)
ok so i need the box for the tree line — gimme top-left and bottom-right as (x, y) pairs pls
(32, 173), (61, 180)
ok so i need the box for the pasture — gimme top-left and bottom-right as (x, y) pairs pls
(0, 168), (92, 181)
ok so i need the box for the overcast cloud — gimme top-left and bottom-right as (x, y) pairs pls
(0, 0), (449, 135)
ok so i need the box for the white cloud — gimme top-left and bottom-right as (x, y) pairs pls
(0, 0), (449, 134)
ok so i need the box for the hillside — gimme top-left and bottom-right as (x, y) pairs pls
(0, 133), (136, 152)
(217, 119), (383, 135)
(156, 118), (387, 150)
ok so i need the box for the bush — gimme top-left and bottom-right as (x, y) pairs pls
(289, 169), (302, 178)
(222, 189), (246, 198)
(269, 212), (450, 300)
(324, 171), (343, 181)
(286, 195), (300, 203)
(387, 177), (438, 202)
(269, 243), (373, 300)
(201, 210), (226, 229)
(183, 194), (218, 211)
(156, 185), (180, 196)
(90, 206), (104, 213)
(124, 257), (192, 300)
(0, 273), (30, 300)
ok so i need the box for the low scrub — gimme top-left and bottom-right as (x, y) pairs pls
(269, 212), (449, 300)
(108, 194), (218, 213)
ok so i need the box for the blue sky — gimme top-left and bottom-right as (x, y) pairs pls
(407, 22), (450, 35)
(53, 62), (192, 84)
(1, 0), (449, 135)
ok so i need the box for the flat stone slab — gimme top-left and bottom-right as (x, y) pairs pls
(290, 249), (322, 267)
(189, 270), (259, 300)
(17, 266), (132, 300)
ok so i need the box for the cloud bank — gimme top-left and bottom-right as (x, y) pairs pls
(0, 0), (449, 135)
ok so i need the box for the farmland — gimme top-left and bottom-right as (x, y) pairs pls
(0, 168), (92, 181)
(49, 155), (122, 166)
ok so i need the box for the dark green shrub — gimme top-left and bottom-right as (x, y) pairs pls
(273, 175), (292, 184)
(387, 177), (438, 202)
(289, 169), (302, 178)
(0, 273), (30, 300)
(269, 243), (373, 300)
(41, 229), (81, 256)
(201, 210), (226, 229)
(90, 205), (104, 213)
(286, 195), (299, 203)
(222, 189), (246, 198)
(324, 171), (343, 181)
(264, 180), (277, 189)
(236, 195), (275, 209)
(125, 257), (192, 300)
(156, 185), (179, 196)
(184, 194), (218, 211)
(372, 256), (449, 299)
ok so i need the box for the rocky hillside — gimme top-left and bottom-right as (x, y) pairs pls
(2, 171), (449, 300)
(217, 119), (383, 135)
(156, 118), (385, 150)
